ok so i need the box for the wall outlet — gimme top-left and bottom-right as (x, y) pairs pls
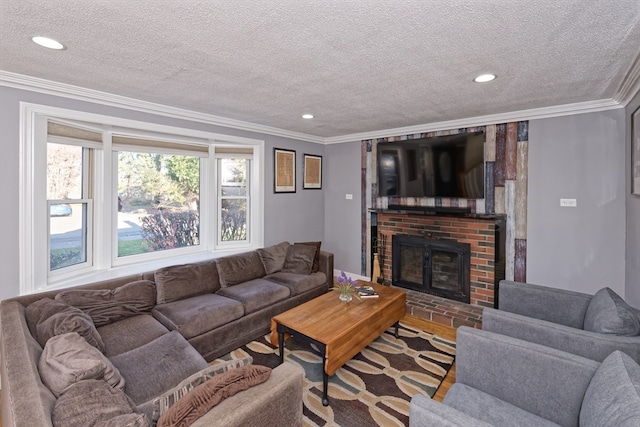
(345, 194), (353, 200)
(560, 198), (577, 207)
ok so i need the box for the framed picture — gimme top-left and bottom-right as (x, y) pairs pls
(633, 106), (640, 196)
(274, 148), (296, 193)
(303, 154), (322, 189)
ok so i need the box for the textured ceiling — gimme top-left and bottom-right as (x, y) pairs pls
(1, 0), (639, 139)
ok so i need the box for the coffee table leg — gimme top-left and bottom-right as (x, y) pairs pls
(322, 355), (329, 406)
(277, 327), (285, 364)
(394, 321), (399, 338)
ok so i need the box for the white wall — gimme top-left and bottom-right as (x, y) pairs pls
(527, 109), (627, 297)
(0, 86), (325, 300)
(323, 141), (362, 274)
(625, 91), (640, 307)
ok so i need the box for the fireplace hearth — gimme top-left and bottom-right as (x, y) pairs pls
(392, 234), (471, 303)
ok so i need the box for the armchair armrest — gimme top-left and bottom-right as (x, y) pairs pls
(482, 307), (640, 363)
(409, 394), (493, 427)
(455, 327), (599, 427)
(499, 280), (592, 328)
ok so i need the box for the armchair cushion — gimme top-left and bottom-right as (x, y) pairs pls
(580, 351), (640, 427)
(583, 287), (640, 336)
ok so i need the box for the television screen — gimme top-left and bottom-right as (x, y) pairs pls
(377, 131), (485, 199)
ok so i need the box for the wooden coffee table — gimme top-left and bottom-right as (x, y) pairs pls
(270, 282), (406, 406)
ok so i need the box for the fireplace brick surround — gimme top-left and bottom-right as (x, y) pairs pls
(376, 213), (499, 328)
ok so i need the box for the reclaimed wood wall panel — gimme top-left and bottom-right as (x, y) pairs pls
(494, 124), (506, 187)
(515, 140), (528, 240)
(505, 122), (518, 181)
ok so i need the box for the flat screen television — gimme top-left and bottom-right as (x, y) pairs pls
(377, 131), (485, 199)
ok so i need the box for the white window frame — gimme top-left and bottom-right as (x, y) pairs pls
(215, 152), (253, 247)
(19, 103), (264, 294)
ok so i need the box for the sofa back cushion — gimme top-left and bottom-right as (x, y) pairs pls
(56, 280), (156, 327)
(580, 350), (640, 427)
(281, 244), (317, 275)
(584, 287), (640, 336)
(256, 241), (290, 274)
(26, 298), (105, 352)
(155, 259), (220, 304)
(39, 332), (125, 398)
(216, 251), (266, 287)
(294, 241), (321, 273)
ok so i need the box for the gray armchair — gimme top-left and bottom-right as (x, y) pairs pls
(482, 280), (640, 363)
(409, 327), (640, 427)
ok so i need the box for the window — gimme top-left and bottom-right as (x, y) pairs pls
(21, 104), (264, 293)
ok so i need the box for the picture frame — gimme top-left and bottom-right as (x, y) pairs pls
(274, 148), (296, 193)
(633, 106), (640, 196)
(303, 154), (322, 189)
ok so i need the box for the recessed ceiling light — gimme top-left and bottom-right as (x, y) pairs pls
(32, 36), (65, 50)
(474, 74), (496, 83)
(302, 114), (314, 119)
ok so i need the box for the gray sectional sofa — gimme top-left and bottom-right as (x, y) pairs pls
(1, 241), (333, 426)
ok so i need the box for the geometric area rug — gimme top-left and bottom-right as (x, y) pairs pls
(214, 322), (456, 427)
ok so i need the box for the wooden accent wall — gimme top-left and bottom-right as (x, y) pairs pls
(362, 121), (528, 284)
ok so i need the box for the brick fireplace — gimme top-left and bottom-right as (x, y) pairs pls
(373, 211), (504, 328)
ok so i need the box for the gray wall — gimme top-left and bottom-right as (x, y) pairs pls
(626, 91), (640, 307)
(323, 141), (362, 274)
(0, 86), (325, 300)
(527, 109), (627, 297)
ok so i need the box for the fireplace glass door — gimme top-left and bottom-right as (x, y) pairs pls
(430, 249), (460, 292)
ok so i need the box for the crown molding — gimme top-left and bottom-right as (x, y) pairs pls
(614, 52), (640, 106)
(0, 71), (325, 144)
(1, 71), (628, 146)
(324, 99), (623, 144)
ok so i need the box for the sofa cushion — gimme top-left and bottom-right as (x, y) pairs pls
(443, 383), (559, 427)
(216, 251), (266, 287)
(25, 297), (70, 336)
(216, 279), (290, 315)
(580, 351), (640, 427)
(56, 280), (156, 326)
(110, 331), (209, 405)
(294, 241), (322, 273)
(39, 332), (125, 398)
(151, 357), (253, 423)
(156, 365), (272, 427)
(265, 271), (327, 296)
(52, 379), (150, 427)
(584, 287), (640, 336)
(155, 259), (220, 304)
(256, 241), (290, 274)
(98, 314), (170, 358)
(29, 298), (105, 352)
(152, 294), (244, 340)
(281, 244), (317, 275)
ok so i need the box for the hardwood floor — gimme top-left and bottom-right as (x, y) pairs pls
(401, 313), (457, 403)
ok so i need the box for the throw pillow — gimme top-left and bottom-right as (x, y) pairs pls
(157, 365), (272, 427)
(151, 357), (253, 423)
(52, 379), (150, 427)
(584, 287), (640, 336)
(25, 298), (72, 338)
(281, 244), (317, 275)
(216, 251), (266, 287)
(35, 303), (105, 352)
(39, 332), (125, 398)
(155, 260), (220, 304)
(295, 241), (321, 273)
(56, 280), (156, 327)
(256, 241), (290, 274)
(580, 351), (640, 427)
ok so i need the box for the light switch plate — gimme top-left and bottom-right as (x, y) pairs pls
(560, 198), (577, 207)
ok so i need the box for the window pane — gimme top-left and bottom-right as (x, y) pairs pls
(117, 152), (200, 256)
(221, 199), (247, 241)
(50, 203), (87, 270)
(47, 143), (83, 199)
(220, 158), (247, 196)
